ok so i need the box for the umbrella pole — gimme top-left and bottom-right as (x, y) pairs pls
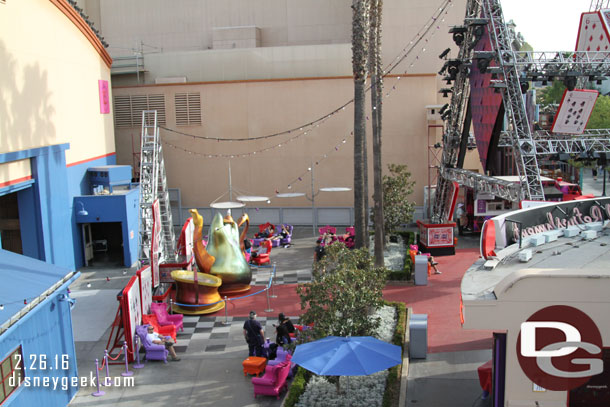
(347, 376), (350, 407)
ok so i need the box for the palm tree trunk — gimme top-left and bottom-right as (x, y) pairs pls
(370, 0), (384, 267)
(352, 0), (370, 249)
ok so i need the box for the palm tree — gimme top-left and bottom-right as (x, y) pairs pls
(369, 0), (384, 266)
(352, 0), (370, 249)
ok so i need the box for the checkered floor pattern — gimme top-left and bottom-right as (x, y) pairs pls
(172, 316), (298, 354)
(250, 266), (312, 285)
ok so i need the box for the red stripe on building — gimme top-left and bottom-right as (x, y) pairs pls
(0, 176), (33, 188)
(67, 152), (116, 168)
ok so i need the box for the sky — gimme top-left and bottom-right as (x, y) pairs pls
(501, 0), (596, 51)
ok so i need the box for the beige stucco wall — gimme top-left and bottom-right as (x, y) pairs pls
(94, 0), (467, 82)
(0, 160), (31, 187)
(0, 0), (115, 167)
(114, 73), (448, 207)
(105, 0), (480, 209)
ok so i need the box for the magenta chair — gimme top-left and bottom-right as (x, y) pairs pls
(150, 302), (184, 332)
(252, 359), (292, 399)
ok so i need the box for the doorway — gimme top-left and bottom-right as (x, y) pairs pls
(86, 222), (123, 267)
(0, 192), (23, 254)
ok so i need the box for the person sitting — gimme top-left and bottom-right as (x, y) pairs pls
(410, 244), (441, 274)
(146, 325), (180, 361)
(321, 231), (336, 246)
(255, 225), (273, 239)
(341, 232), (354, 244)
(270, 225), (291, 247)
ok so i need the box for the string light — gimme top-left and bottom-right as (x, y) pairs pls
(158, 0), (454, 195)
(157, 0), (452, 157)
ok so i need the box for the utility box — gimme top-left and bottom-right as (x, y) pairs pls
(409, 314), (428, 359)
(414, 255), (429, 286)
(87, 165), (132, 194)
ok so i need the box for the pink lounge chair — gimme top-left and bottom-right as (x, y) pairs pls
(252, 359), (292, 399)
(150, 302), (184, 332)
(338, 226), (355, 249)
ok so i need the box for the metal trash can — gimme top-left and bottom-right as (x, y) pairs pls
(409, 314), (428, 359)
(414, 255), (428, 286)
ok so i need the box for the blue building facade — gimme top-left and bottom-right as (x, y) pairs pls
(0, 250), (80, 406)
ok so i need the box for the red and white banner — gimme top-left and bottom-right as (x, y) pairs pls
(121, 275), (141, 361)
(138, 266), (152, 316)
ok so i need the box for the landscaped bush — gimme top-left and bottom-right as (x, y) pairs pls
(286, 302), (407, 407)
(284, 367), (311, 407)
(382, 301), (406, 407)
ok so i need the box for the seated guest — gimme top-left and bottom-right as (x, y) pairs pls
(410, 244), (441, 274)
(270, 225), (291, 247)
(321, 231), (336, 246)
(255, 225), (273, 239)
(146, 325), (180, 361)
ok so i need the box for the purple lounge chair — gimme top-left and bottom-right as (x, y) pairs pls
(135, 325), (169, 363)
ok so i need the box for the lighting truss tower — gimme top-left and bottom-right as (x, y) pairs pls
(138, 110), (176, 266)
(431, 0), (610, 223)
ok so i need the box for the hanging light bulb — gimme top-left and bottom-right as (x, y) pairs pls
(87, 283), (92, 288)
(266, 199), (271, 204)
(0, 304), (4, 311)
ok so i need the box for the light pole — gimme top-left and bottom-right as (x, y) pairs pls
(277, 160), (351, 237)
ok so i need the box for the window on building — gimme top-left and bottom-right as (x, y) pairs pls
(0, 346), (24, 404)
(113, 94), (166, 128)
(175, 92), (202, 126)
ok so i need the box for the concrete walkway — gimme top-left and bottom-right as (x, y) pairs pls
(67, 224), (488, 407)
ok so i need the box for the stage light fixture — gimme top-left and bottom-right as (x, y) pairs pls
(440, 88), (452, 98)
(438, 48), (451, 59)
(520, 81), (529, 93)
(439, 103), (449, 115)
(564, 76), (577, 91)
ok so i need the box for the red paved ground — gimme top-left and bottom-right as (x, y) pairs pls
(382, 248), (494, 353)
(212, 248), (493, 354)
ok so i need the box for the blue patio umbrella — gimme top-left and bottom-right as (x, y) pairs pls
(291, 336), (402, 376)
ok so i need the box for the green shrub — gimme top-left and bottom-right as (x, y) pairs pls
(284, 367), (310, 407)
(284, 301), (407, 406)
(382, 301), (407, 407)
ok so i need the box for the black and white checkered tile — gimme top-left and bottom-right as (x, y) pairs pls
(249, 266), (312, 285)
(172, 315), (298, 354)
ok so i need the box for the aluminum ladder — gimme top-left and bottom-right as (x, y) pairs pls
(138, 110), (176, 266)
